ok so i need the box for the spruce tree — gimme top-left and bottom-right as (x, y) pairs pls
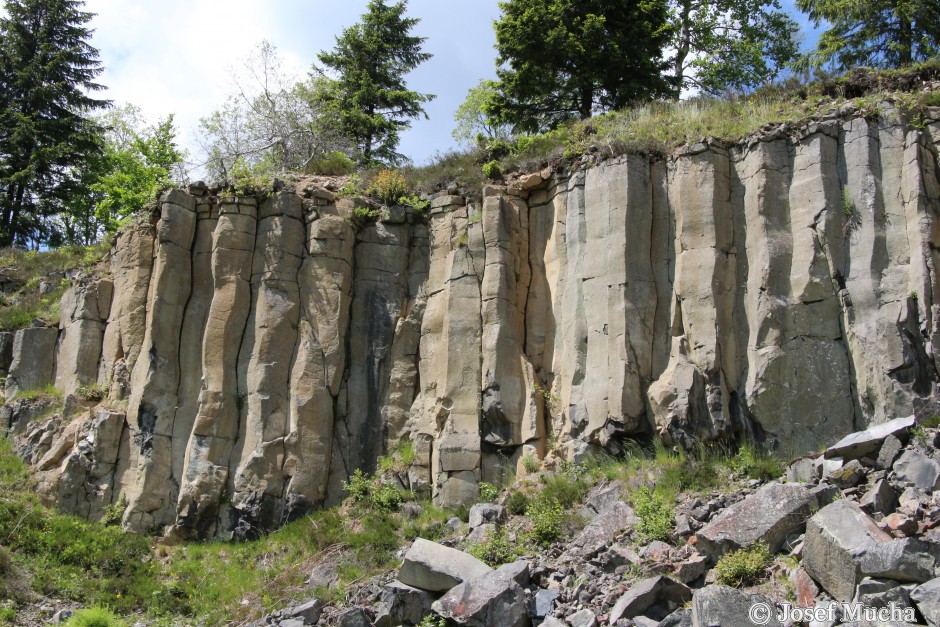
(0, 0), (107, 247)
(317, 0), (434, 167)
(489, 0), (674, 134)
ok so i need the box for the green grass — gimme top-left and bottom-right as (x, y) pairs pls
(714, 543), (773, 587)
(402, 61), (940, 196)
(64, 606), (125, 627)
(0, 241), (110, 332)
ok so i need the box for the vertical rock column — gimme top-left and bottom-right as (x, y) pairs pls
(408, 196), (485, 507)
(648, 145), (736, 445)
(283, 210), (355, 515)
(121, 189), (196, 533)
(327, 218), (413, 500)
(54, 279), (113, 396)
(171, 196), (218, 488)
(479, 189), (541, 474)
(97, 222), (155, 400)
(176, 197), (257, 539)
(738, 134), (855, 452)
(228, 193), (305, 537)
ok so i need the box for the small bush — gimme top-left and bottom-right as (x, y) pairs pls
(505, 491), (530, 515)
(367, 170), (409, 205)
(521, 455), (540, 474)
(0, 606), (15, 624)
(527, 497), (564, 546)
(101, 495), (127, 527)
(343, 469), (373, 501)
(370, 484), (405, 513)
(479, 482), (499, 502)
(466, 526), (520, 566)
(305, 150), (356, 175)
(418, 615), (447, 627)
(632, 487), (674, 543)
(76, 385), (105, 402)
(920, 415), (940, 429)
(730, 443), (784, 482)
(714, 543), (773, 587)
(65, 606), (123, 627)
(482, 160), (502, 179)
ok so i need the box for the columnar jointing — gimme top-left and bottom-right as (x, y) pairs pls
(12, 110), (940, 537)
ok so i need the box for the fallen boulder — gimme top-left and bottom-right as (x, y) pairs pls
(691, 584), (783, 627)
(431, 561), (530, 627)
(397, 538), (492, 592)
(608, 576), (691, 622)
(695, 482), (815, 558)
(825, 416), (914, 460)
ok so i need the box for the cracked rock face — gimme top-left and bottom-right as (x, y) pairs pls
(15, 109), (940, 538)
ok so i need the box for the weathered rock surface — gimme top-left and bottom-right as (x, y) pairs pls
(432, 561), (531, 627)
(16, 108), (940, 538)
(397, 538), (492, 592)
(696, 482), (815, 557)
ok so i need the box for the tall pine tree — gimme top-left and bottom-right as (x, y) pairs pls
(317, 0), (434, 167)
(489, 0), (674, 134)
(0, 0), (107, 247)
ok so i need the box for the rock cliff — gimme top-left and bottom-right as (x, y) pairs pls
(7, 106), (940, 539)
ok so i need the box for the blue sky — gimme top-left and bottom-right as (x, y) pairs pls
(81, 0), (825, 171)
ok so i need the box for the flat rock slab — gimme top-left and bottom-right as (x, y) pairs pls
(691, 584), (783, 626)
(696, 482), (815, 558)
(825, 416), (915, 460)
(398, 538), (492, 592)
(912, 577), (940, 626)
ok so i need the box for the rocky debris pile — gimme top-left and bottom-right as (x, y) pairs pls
(248, 414), (940, 625)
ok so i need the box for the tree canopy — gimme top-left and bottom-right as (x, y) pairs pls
(317, 0), (435, 166)
(669, 0), (800, 94)
(452, 79), (514, 146)
(0, 0), (108, 247)
(198, 41), (349, 182)
(488, 0), (674, 134)
(796, 0), (940, 69)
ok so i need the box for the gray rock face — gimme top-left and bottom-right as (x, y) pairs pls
(397, 538), (492, 592)
(19, 110), (940, 537)
(696, 483), (815, 557)
(912, 577), (940, 626)
(803, 499), (938, 602)
(5, 327), (58, 399)
(468, 503), (506, 528)
(608, 576), (691, 622)
(572, 501), (638, 550)
(893, 450), (940, 490)
(691, 584), (783, 627)
(432, 562), (530, 627)
(825, 416), (915, 461)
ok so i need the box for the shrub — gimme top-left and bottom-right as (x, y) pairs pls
(481, 160), (502, 179)
(632, 487), (674, 543)
(714, 543), (773, 587)
(479, 482), (499, 502)
(370, 484), (405, 513)
(343, 468), (373, 502)
(305, 150), (356, 175)
(366, 170), (409, 205)
(466, 526), (520, 566)
(527, 497), (564, 546)
(521, 454), (540, 474)
(505, 491), (529, 515)
(730, 443), (784, 482)
(64, 606), (123, 627)
(0, 606), (14, 623)
(76, 385), (105, 402)
(418, 615), (447, 627)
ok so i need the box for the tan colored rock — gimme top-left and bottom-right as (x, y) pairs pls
(6, 327), (59, 399)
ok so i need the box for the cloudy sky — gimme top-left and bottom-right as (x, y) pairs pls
(79, 0), (822, 171)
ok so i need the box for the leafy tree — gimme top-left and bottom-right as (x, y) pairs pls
(669, 0), (800, 95)
(452, 79), (514, 146)
(199, 41), (349, 182)
(317, 0), (435, 166)
(489, 0), (673, 134)
(91, 105), (183, 235)
(796, 0), (940, 69)
(0, 0), (108, 247)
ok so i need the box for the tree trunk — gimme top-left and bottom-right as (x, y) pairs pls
(674, 0), (693, 97)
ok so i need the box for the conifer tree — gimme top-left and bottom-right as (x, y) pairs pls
(0, 0), (108, 247)
(317, 0), (435, 166)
